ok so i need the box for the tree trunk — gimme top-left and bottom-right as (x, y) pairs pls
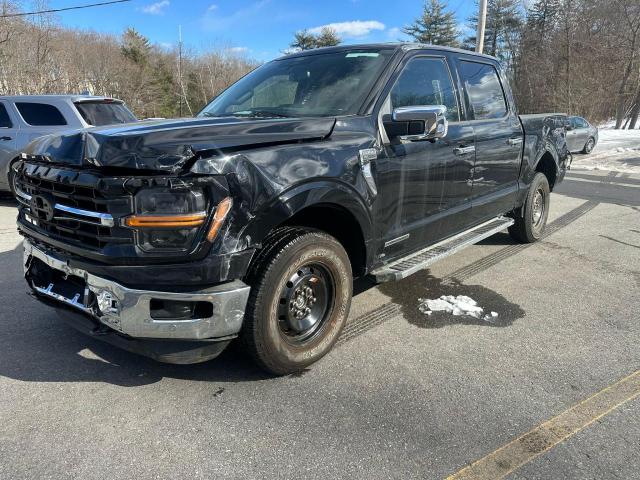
(628, 90), (640, 129)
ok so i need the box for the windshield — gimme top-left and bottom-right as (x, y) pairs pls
(198, 49), (394, 118)
(74, 101), (137, 126)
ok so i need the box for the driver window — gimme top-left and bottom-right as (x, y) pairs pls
(390, 57), (460, 122)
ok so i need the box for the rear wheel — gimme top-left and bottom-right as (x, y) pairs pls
(582, 137), (595, 154)
(241, 227), (352, 375)
(509, 172), (550, 243)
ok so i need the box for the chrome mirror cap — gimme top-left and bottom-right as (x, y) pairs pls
(392, 105), (448, 142)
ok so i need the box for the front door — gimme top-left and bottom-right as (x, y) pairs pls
(375, 54), (474, 258)
(566, 117), (589, 152)
(566, 117), (580, 151)
(456, 58), (523, 222)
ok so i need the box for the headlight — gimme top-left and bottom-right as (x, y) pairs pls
(133, 188), (206, 216)
(125, 188), (207, 253)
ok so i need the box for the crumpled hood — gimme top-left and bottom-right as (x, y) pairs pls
(22, 116), (336, 172)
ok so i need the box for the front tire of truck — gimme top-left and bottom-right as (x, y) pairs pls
(241, 227), (352, 375)
(509, 172), (550, 243)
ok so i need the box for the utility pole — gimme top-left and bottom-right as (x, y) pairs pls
(476, 0), (487, 53)
(178, 24), (183, 117)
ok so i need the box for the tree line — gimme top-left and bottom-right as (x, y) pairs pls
(406, 0), (640, 128)
(2, 0), (638, 127)
(290, 0), (640, 129)
(0, 1), (257, 118)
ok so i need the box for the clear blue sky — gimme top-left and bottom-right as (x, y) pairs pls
(48, 0), (476, 60)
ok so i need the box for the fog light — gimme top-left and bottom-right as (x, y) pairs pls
(96, 290), (119, 315)
(150, 299), (213, 320)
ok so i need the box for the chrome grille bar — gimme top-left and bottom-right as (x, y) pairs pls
(54, 204), (114, 227)
(15, 182), (114, 227)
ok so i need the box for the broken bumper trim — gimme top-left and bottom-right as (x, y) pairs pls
(23, 239), (251, 341)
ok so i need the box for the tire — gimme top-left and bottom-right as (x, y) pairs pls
(241, 227), (352, 375)
(509, 172), (550, 243)
(582, 137), (595, 154)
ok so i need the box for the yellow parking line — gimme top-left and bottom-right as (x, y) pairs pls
(446, 370), (640, 480)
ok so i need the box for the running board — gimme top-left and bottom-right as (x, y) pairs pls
(372, 216), (514, 282)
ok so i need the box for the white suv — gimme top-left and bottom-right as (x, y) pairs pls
(0, 95), (137, 193)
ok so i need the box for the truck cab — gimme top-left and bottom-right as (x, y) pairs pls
(14, 45), (569, 374)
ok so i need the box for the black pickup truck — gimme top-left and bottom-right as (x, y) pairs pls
(13, 44), (570, 374)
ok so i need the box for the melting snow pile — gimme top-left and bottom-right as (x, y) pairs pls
(418, 295), (498, 322)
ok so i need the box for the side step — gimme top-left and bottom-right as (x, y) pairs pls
(371, 216), (514, 282)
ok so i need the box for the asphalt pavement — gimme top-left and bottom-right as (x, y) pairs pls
(0, 169), (638, 480)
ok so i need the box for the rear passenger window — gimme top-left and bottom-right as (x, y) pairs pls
(459, 61), (507, 120)
(390, 57), (460, 122)
(0, 104), (12, 128)
(15, 102), (67, 126)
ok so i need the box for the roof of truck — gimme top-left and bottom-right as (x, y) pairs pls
(0, 95), (124, 103)
(278, 42), (498, 61)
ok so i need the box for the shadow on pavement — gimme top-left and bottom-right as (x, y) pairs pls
(556, 177), (640, 206)
(0, 244), (271, 387)
(0, 194), (16, 207)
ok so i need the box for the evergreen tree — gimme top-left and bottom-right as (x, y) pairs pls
(315, 27), (341, 48)
(289, 27), (341, 51)
(525, 0), (561, 43)
(290, 29), (317, 51)
(464, 0), (523, 64)
(403, 0), (460, 47)
(120, 27), (150, 65)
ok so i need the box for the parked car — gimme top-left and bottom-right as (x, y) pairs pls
(566, 115), (598, 154)
(14, 44), (570, 374)
(0, 95), (137, 193)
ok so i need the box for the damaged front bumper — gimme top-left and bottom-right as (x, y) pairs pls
(23, 239), (251, 363)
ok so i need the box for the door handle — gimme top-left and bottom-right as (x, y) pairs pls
(453, 145), (475, 156)
(0, 136), (11, 141)
(507, 137), (523, 146)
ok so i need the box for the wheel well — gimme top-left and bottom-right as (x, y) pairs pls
(535, 152), (557, 191)
(283, 204), (367, 277)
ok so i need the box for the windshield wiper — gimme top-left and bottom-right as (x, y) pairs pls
(236, 110), (291, 119)
(200, 110), (292, 119)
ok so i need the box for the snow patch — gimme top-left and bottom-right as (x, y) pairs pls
(418, 295), (498, 322)
(571, 127), (640, 174)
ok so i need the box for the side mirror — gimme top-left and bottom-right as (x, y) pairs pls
(392, 105), (448, 142)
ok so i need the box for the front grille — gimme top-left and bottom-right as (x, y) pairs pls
(16, 164), (133, 250)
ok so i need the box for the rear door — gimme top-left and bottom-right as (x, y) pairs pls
(573, 117), (590, 150)
(13, 101), (73, 147)
(565, 117), (579, 151)
(455, 57), (523, 223)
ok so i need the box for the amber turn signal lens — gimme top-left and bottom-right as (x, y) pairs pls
(207, 197), (233, 242)
(125, 212), (207, 228)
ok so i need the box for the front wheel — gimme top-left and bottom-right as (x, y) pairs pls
(509, 172), (550, 243)
(241, 227), (352, 375)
